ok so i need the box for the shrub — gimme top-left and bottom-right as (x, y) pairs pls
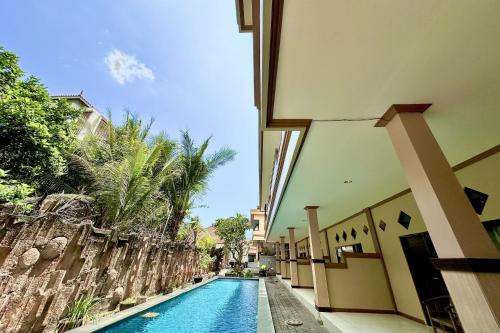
(61, 295), (100, 330)
(0, 168), (34, 212)
(0, 47), (82, 186)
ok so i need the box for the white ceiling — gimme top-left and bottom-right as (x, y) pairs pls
(264, 0), (500, 241)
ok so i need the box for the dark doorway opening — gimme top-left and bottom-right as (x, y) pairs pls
(400, 232), (449, 323)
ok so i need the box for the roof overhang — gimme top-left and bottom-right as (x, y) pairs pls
(253, 0), (500, 242)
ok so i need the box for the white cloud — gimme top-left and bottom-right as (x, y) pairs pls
(104, 49), (155, 85)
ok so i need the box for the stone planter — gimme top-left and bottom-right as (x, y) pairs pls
(119, 301), (136, 311)
(259, 269), (267, 277)
(136, 296), (147, 305)
(193, 276), (203, 284)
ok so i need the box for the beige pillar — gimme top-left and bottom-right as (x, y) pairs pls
(280, 236), (288, 279)
(275, 242), (281, 274)
(305, 206), (332, 312)
(288, 227), (299, 287)
(379, 105), (500, 332)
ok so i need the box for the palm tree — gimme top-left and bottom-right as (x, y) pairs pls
(92, 137), (176, 230)
(163, 131), (236, 240)
(43, 113), (178, 231)
(87, 115), (178, 230)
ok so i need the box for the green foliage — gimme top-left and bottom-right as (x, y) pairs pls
(90, 131), (176, 230)
(0, 47), (82, 185)
(243, 269), (253, 278)
(199, 250), (215, 270)
(214, 213), (249, 271)
(177, 217), (217, 271)
(0, 169), (34, 211)
(0, 47), (237, 240)
(45, 114), (177, 231)
(163, 131), (236, 240)
(62, 295), (100, 330)
(197, 233), (215, 251)
(167, 281), (177, 289)
(176, 216), (203, 243)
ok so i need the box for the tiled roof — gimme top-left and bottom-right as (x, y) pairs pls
(51, 91), (93, 108)
(51, 92), (108, 123)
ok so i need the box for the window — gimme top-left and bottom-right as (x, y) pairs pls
(336, 243), (363, 263)
(484, 219), (500, 252)
(252, 219), (259, 231)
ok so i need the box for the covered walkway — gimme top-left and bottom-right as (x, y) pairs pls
(277, 276), (434, 333)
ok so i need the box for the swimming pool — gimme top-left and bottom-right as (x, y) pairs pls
(96, 278), (258, 333)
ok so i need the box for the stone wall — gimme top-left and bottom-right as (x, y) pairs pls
(0, 209), (202, 332)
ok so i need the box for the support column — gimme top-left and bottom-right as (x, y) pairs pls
(288, 227), (299, 287)
(275, 242), (281, 275)
(378, 105), (500, 332)
(305, 206), (332, 312)
(280, 236), (288, 279)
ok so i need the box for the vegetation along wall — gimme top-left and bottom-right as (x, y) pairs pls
(0, 196), (202, 333)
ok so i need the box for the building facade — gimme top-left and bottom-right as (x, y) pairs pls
(52, 92), (108, 140)
(248, 208), (275, 269)
(236, 1), (500, 332)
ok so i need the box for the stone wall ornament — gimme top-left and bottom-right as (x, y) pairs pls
(0, 208), (203, 332)
(40, 236), (68, 260)
(18, 248), (40, 269)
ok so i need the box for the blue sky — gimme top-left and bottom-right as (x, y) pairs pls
(1, 1), (258, 227)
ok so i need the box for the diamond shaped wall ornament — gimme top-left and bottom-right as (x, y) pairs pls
(335, 233), (340, 242)
(342, 231), (347, 241)
(363, 225), (369, 235)
(351, 227), (357, 239)
(379, 220), (386, 231)
(464, 187), (489, 215)
(398, 211), (412, 229)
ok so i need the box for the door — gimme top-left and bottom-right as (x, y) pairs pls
(400, 232), (449, 322)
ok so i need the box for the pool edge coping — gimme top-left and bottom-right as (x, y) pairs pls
(258, 278), (275, 333)
(67, 276), (219, 333)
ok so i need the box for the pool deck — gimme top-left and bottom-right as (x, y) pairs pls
(258, 277), (275, 333)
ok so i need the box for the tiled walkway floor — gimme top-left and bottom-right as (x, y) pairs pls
(278, 277), (434, 333)
(265, 277), (329, 333)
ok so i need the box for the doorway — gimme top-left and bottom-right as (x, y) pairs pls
(400, 232), (449, 323)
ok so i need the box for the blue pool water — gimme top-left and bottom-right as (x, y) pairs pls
(97, 278), (258, 333)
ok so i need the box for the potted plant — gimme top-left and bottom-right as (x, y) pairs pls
(193, 276), (203, 284)
(259, 264), (267, 277)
